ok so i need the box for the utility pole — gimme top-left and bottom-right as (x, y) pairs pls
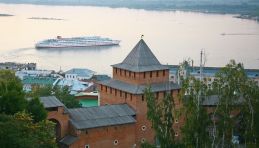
(200, 50), (203, 82)
(196, 49), (204, 148)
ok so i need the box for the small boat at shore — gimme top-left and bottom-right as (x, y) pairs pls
(35, 36), (120, 48)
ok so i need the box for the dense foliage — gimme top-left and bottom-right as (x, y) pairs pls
(0, 70), (27, 114)
(144, 87), (175, 148)
(144, 60), (259, 147)
(29, 85), (81, 108)
(0, 111), (57, 148)
(0, 70), (57, 147)
(211, 60), (259, 147)
(27, 97), (47, 122)
(181, 77), (211, 147)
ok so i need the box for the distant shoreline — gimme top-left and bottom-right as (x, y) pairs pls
(28, 17), (64, 21)
(0, 13), (14, 17)
(0, 1), (258, 22)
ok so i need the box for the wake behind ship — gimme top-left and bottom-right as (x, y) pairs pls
(35, 36), (120, 48)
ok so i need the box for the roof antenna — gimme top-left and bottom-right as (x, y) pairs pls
(141, 34), (144, 39)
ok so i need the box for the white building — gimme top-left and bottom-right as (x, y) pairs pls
(15, 69), (54, 80)
(57, 78), (94, 95)
(65, 68), (95, 80)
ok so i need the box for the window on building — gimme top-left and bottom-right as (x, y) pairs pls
(141, 138), (146, 143)
(134, 72), (136, 78)
(150, 71), (152, 78)
(114, 140), (119, 145)
(156, 71), (159, 77)
(101, 85), (103, 91)
(163, 70), (166, 76)
(85, 144), (90, 148)
(124, 70), (126, 76)
(130, 94), (132, 101)
(46, 107), (58, 112)
(141, 125), (147, 131)
(144, 72), (146, 78)
(85, 130), (88, 134)
(175, 132), (178, 137)
(156, 92), (159, 99)
(110, 87), (112, 94)
(120, 69), (122, 76)
(105, 86), (107, 92)
(115, 89), (117, 96)
(142, 95), (144, 101)
(125, 92), (127, 98)
(129, 71), (131, 77)
(171, 90), (174, 96)
(120, 91), (122, 97)
(115, 68), (117, 74)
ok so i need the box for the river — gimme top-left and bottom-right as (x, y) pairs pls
(1, 4), (259, 74)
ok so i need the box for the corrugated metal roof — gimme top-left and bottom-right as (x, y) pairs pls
(202, 95), (244, 106)
(98, 79), (180, 94)
(169, 65), (259, 78)
(39, 96), (64, 108)
(202, 95), (219, 106)
(112, 39), (168, 72)
(68, 104), (136, 130)
(22, 76), (57, 85)
(65, 68), (95, 78)
(59, 135), (78, 146)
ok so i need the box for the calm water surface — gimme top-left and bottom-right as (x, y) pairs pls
(1, 4), (259, 74)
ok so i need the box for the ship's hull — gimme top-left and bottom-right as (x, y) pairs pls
(35, 36), (120, 49)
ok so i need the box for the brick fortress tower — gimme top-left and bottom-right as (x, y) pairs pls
(98, 39), (181, 146)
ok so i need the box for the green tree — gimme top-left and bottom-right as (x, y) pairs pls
(255, 98), (259, 145)
(0, 111), (57, 148)
(180, 77), (211, 148)
(144, 87), (175, 148)
(53, 86), (81, 108)
(31, 86), (81, 108)
(211, 60), (259, 147)
(0, 70), (27, 114)
(29, 85), (52, 97)
(27, 97), (47, 122)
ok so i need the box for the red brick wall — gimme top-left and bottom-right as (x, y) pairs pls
(69, 124), (136, 148)
(46, 106), (69, 138)
(113, 68), (169, 85)
(99, 84), (182, 146)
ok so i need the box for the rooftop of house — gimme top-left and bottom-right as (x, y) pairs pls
(39, 96), (136, 130)
(98, 79), (180, 94)
(22, 76), (57, 85)
(39, 96), (65, 108)
(201, 95), (244, 106)
(65, 68), (95, 79)
(169, 65), (259, 78)
(112, 39), (168, 72)
(68, 104), (136, 130)
(59, 135), (78, 146)
(91, 74), (111, 82)
(183, 95), (244, 106)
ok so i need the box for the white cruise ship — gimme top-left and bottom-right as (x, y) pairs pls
(35, 36), (120, 48)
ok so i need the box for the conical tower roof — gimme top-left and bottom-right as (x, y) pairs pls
(112, 39), (168, 72)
